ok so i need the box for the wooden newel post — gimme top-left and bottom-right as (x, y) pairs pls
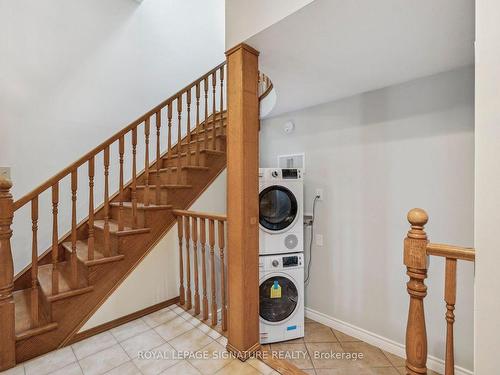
(225, 43), (260, 360)
(0, 177), (16, 371)
(404, 208), (429, 375)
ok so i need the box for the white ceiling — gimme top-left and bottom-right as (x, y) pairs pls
(248, 0), (475, 116)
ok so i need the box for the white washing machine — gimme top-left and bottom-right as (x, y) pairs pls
(259, 168), (303, 255)
(259, 253), (304, 344)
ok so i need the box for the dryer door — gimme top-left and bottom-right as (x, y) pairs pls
(259, 185), (298, 232)
(259, 275), (299, 323)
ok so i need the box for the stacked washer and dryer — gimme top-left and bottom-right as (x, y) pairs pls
(259, 168), (305, 344)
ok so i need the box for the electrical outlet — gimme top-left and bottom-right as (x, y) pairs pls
(0, 167), (11, 180)
(315, 188), (323, 201)
(315, 234), (324, 246)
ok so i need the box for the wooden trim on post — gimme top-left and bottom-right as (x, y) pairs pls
(0, 177), (16, 371)
(404, 208), (429, 375)
(225, 43), (260, 360)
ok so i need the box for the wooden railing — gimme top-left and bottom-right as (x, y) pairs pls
(404, 208), (475, 375)
(173, 209), (227, 332)
(258, 72), (273, 100)
(0, 62), (228, 370)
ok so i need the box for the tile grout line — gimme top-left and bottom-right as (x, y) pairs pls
(69, 346), (85, 375)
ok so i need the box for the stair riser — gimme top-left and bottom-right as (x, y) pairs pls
(92, 226), (120, 255)
(134, 187), (169, 206)
(148, 169), (206, 186)
(109, 205), (146, 229)
(176, 136), (226, 154)
(162, 152), (210, 168)
(109, 205), (172, 229)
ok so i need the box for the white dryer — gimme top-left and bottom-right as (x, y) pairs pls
(259, 253), (304, 344)
(259, 168), (303, 255)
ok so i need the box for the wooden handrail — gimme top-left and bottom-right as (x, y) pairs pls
(172, 209), (227, 222)
(13, 62), (227, 211)
(427, 243), (475, 262)
(404, 208), (474, 375)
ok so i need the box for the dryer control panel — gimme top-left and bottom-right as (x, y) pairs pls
(259, 253), (304, 272)
(259, 168), (303, 181)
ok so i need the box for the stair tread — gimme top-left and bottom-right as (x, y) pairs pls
(62, 240), (125, 265)
(109, 202), (173, 210)
(182, 133), (226, 143)
(13, 289), (53, 336)
(135, 184), (192, 189)
(37, 262), (92, 301)
(93, 219), (150, 234)
(163, 149), (225, 160)
(158, 166), (210, 172)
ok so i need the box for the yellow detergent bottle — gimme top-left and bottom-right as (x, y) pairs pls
(270, 280), (282, 299)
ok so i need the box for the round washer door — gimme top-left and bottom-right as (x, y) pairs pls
(259, 185), (298, 232)
(259, 275), (299, 323)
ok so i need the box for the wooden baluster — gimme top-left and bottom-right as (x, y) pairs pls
(177, 96), (183, 184)
(118, 135), (125, 231)
(404, 209), (429, 375)
(192, 217), (200, 315)
(258, 72), (261, 95)
(87, 157), (95, 261)
(220, 66), (225, 137)
(0, 177), (15, 371)
(103, 146), (111, 255)
(211, 71), (217, 150)
(218, 220), (227, 331)
(204, 77), (209, 150)
(70, 170), (78, 287)
(209, 218), (217, 326)
(177, 216), (185, 305)
(195, 83), (201, 166)
(144, 117), (151, 207)
(155, 111), (162, 205)
(185, 214), (192, 310)
(167, 102), (173, 156)
(186, 88), (192, 166)
(444, 258), (457, 375)
(30, 196), (39, 328)
(200, 218), (209, 320)
(167, 103), (173, 185)
(51, 182), (59, 295)
(131, 129), (138, 228)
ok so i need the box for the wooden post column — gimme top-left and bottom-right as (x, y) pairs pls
(0, 176), (16, 371)
(404, 208), (429, 375)
(225, 43), (260, 360)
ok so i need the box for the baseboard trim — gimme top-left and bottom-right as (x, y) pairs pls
(68, 296), (180, 345)
(305, 307), (473, 375)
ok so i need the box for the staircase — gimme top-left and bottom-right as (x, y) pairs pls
(0, 62), (231, 368)
(0, 45), (273, 371)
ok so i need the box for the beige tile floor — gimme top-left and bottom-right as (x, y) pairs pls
(261, 318), (440, 375)
(1, 307), (439, 375)
(1, 304), (276, 375)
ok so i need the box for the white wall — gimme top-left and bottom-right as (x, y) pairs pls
(225, 0), (314, 49)
(0, 0), (225, 272)
(82, 170), (227, 330)
(260, 67), (475, 372)
(474, 1), (500, 373)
